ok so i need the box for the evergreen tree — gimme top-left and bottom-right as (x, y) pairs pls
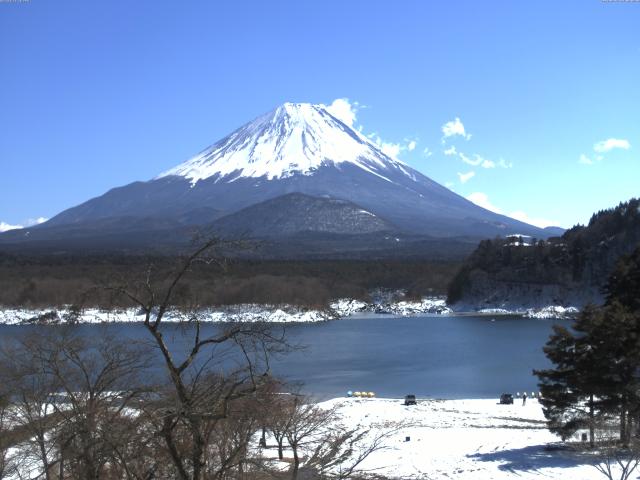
(535, 306), (609, 445)
(605, 246), (640, 312)
(536, 246), (640, 445)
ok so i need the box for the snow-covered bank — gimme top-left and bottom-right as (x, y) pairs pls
(330, 297), (451, 317)
(468, 305), (579, 319)
(0, 297), (453, 325)
(0, 304), (336, 325)
(0, 296), (580, 325)
(308, 397), (602, 479)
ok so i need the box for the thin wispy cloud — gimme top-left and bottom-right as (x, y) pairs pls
(466, 192), (501, 213)
(466, 192), (560, 228)
(26, 217), (48, 226)
(459, 153), (508, 169)
(0, 216), (47, 232)
(0, 221), (23, 232)
(423, 147), (433, 158)
(509, 211), (559, 229)
(579, 154), (594, 165)
(457, 171), (475, 184)
(593, 138), (630, 153)
(444, 145), (457, 156)
(368, 133), (418, 161)
(497, 158), (513, 168)
(442, 117), (471, 141)
(579, 137), (630, 165)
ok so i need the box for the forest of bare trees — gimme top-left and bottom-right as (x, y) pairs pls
(0, 239), (401, 479)
(0, 252), (459, 310)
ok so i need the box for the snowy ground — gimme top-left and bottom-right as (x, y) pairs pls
(307, 397), (605, 480)
(0, 298), (450, 325)
(0, 296), (579, 325)
(0, 304), (335, 325)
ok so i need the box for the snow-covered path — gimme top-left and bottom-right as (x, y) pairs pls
(321, 397), (602, 479)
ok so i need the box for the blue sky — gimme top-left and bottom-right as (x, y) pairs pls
(1, 0), (638, 230)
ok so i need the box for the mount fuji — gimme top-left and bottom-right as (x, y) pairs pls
(1, 103), (552, 256)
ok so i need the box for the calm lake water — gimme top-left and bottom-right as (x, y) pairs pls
(0, 314), (569, 400)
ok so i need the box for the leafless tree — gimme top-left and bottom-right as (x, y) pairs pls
(264, 393), (406, 480)
(110, 237), (289, 480)
(0, 338), (60, 480)
(0, 326), (154, 479)
(305, 420), (405, 480)
(0, 389), (14, 479)
(593, 425), (640, 480)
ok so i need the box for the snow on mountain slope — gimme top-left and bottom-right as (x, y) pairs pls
(157, 102), (413, 184)
(4, 101), (552, 253)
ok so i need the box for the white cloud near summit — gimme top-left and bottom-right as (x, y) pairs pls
(326, 98), (419, 161)
(325, 98), (359, 127)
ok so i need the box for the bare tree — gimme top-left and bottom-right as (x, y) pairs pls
(0, 338), (59, 480)
(0, 390), (14, 479)
(110, 237), (288, 480)
(0, 326), (154, 479)
(281, 396), (337, 480)
(593, 426), (640, 480)
(265, 393), (406, 480)
(305, 420), (405, 480)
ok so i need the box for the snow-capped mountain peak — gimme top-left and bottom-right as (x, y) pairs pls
(158, 102), (410, 184)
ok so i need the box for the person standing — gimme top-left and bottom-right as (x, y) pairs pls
(522, 392), (527, 405)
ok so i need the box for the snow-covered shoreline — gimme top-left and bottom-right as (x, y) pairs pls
(0, 297), (580, 325)
(307, 397), (603, 479)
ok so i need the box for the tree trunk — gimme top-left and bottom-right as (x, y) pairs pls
(620, 401), (628, 445)
(589, 394), (595, 448)
(278, 439), (284, 460)
(37, 433), (51, 480)
(191, 422), (206, 480)
(291, 444), (299, 480)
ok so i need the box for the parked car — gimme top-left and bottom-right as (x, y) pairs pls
(499, 393), (514, 404)
(404, 394), (417, 406)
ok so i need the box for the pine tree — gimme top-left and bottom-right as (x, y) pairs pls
(536, 246), (640, 446)
(535, 306), (610, 445)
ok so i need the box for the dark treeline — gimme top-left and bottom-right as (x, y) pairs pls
(447, 198), (640, 305)
(0, 253), (460, 309)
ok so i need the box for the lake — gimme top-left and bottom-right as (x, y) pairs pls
(0, 313), (568, 400)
